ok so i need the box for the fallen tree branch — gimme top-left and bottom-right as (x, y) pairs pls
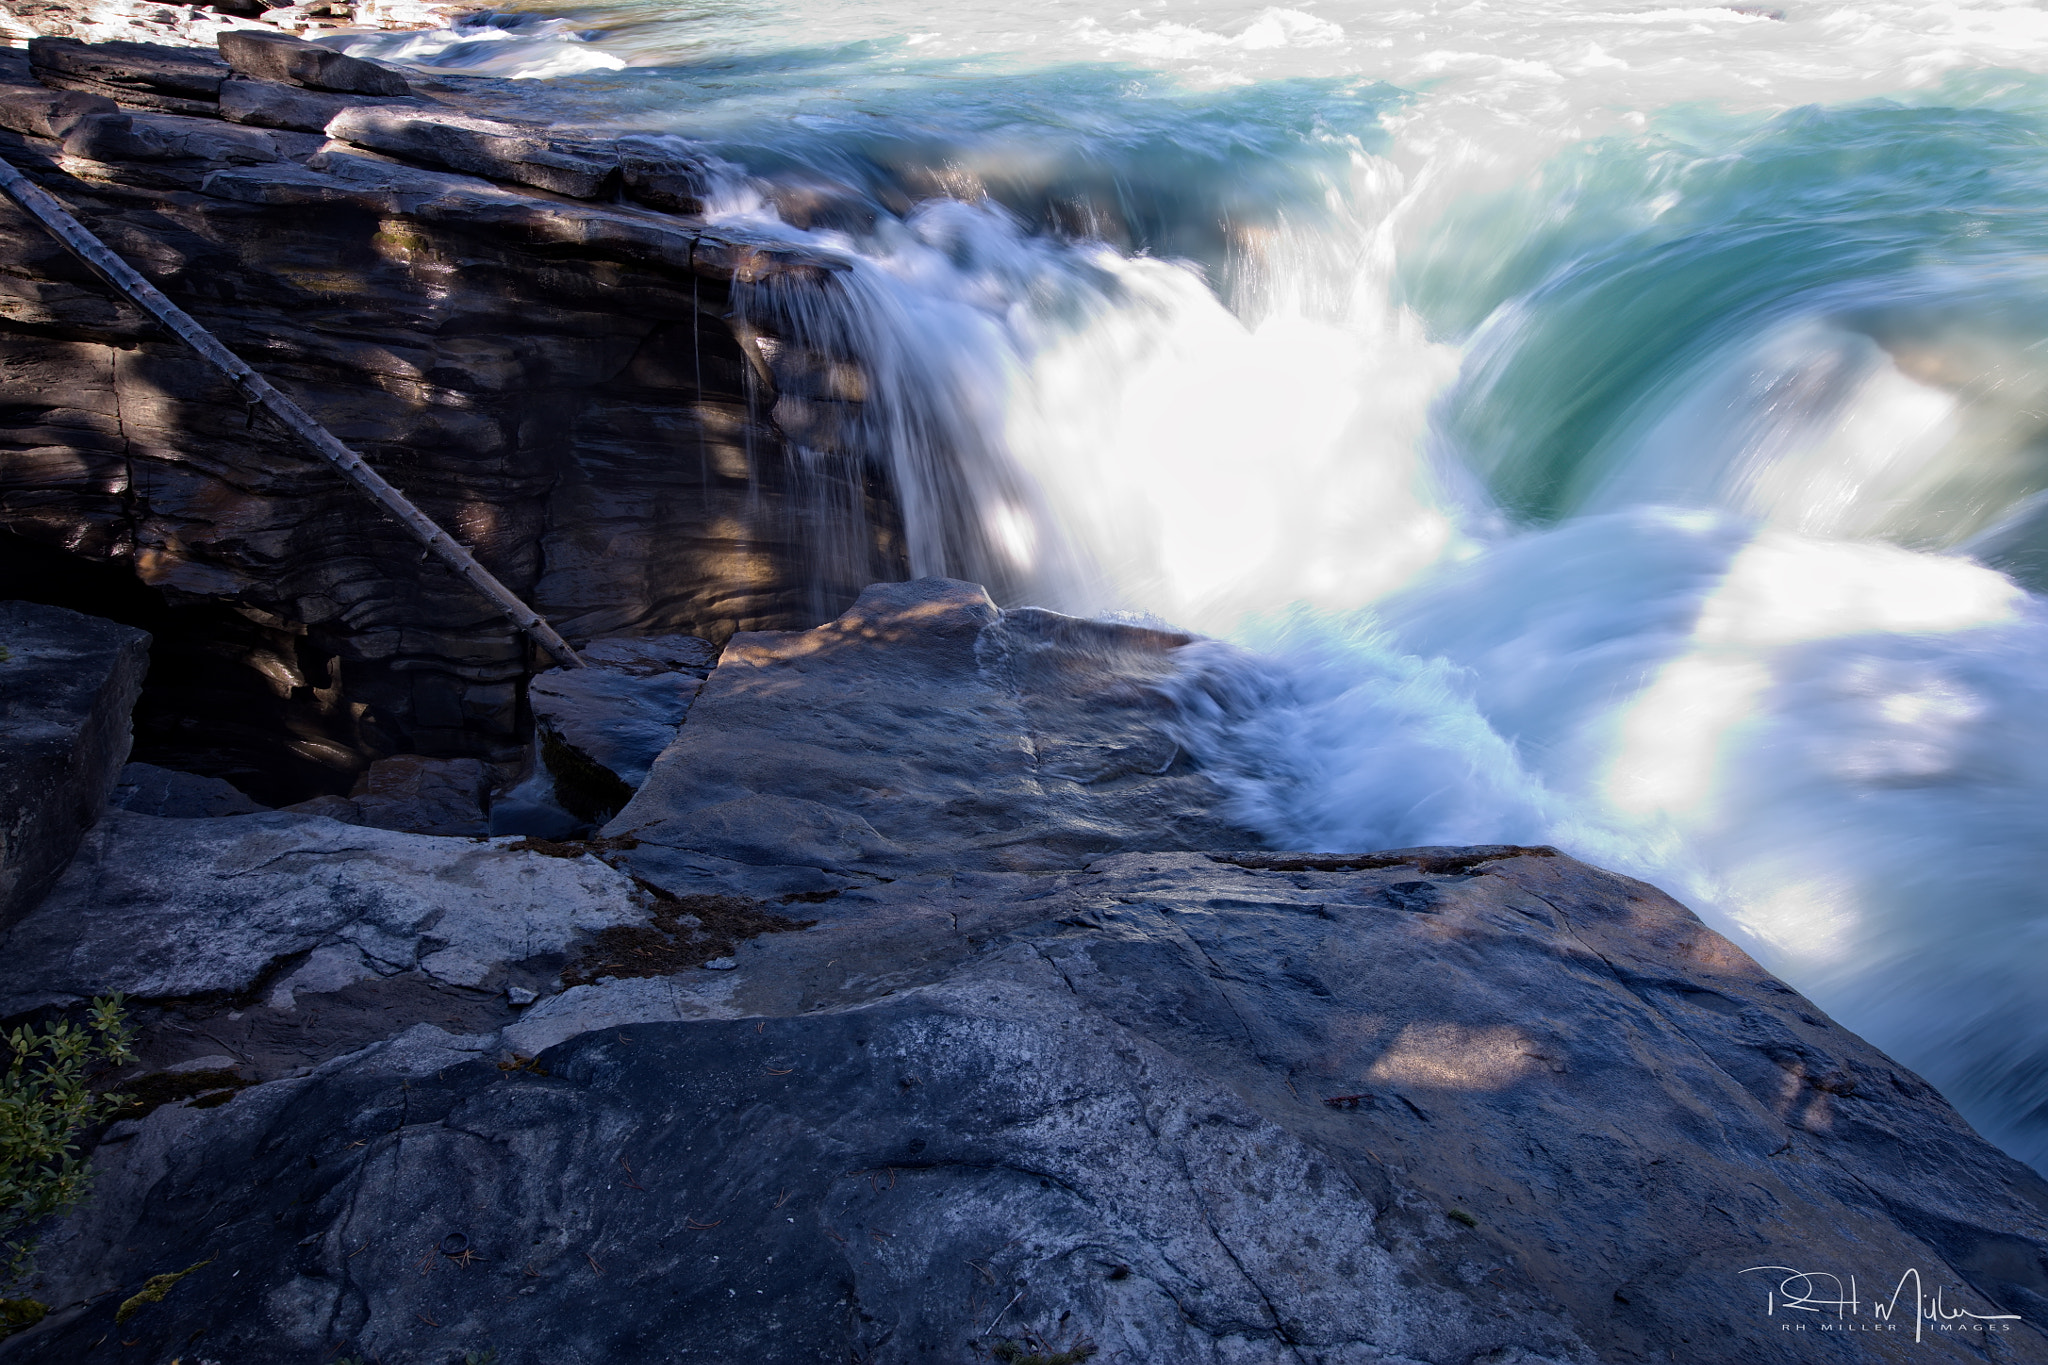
(0, 150), (584, 668)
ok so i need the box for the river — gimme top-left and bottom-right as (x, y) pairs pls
(339, 0), (2048, 1176)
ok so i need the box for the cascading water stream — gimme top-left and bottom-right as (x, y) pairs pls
(343, 0), (2048, 1173)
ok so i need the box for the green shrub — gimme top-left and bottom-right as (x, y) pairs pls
(991, 1333), (1097, 1364)
(0, 996), (134, 1289)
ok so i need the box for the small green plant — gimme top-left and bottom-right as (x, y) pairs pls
(991, 1332), (1098, 1365)
(113, 1257), (210, 1323)
(0, 995), (134, 1292)
(465, 1351), (498, 1365)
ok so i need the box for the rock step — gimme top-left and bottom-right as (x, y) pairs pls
(0, 599), (150, 927)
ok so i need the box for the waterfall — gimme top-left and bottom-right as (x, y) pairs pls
(343, 0), (2048, 1174)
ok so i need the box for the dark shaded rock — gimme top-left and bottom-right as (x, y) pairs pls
(0, 82), (113, 140)
(0, 599), (149, 926)
(9, 848), (2048, 1363)
(110, 760), (268, 817)
(28, 37), (228, 116)
(530, 634), (715, 823)
(280, 754), (496, 836)
(615, 133), (709, 215)
(278, 792), (360, 822)
(345, 753), (490, 836)
(604, 578), (1262, 881)
(215, 73), (356, 131)
(59, 108), (278, 163)
(216, 30), (409, 96)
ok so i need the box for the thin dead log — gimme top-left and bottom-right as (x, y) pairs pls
(0, 151), (585, 668)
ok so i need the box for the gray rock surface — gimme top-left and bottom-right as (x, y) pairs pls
(8, 846), (2047, 1364)
(0, 600), (149, 926)
(110, 760), (268, 817)
(529, 633), (716, 822)
(0, 807), (643, 1019)
(605, 578), (1263, 884)
(216, 29), (409, 95)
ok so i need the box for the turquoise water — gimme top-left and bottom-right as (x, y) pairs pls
(341, 1), (2048, 1174)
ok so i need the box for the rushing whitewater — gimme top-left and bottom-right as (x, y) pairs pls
(343, 0), (2048, 1172)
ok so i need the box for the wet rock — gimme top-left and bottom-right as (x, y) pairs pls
(0, 600), (149, 926)
(110, 761), (268, 817)
(216, 29), (408, 95)
(604, 578), (1262, 883)
(10, 848), (2048, 1364)
(529, 634), (716, 823)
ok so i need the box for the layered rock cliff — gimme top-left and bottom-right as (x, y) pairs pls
(0, 35), (899, 802)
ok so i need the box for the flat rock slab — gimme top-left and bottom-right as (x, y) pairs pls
(0, 600), (149, 926)
(28, 36), (228, 115)
(12, 849), (2046, 1364)
(0, 808), (644, 1016)
(604, 577), (1263, 881)
(216, 31), (410, 96)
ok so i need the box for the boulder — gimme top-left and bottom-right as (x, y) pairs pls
(0, 600), (149, 926)
(216, 30), (409, 96)
(528, 634), (716, 822)
(603, 578), (1263, 886)
(7, 846), (2047, 1363)
(109, 761), (269, 817)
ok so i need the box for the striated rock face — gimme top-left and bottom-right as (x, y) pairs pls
(3, 582), (2044, 1365)
(0, 38), (904, 801)
(0, 598), (148, 925)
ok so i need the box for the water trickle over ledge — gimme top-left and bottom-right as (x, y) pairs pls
(0, 34), (912, 803)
